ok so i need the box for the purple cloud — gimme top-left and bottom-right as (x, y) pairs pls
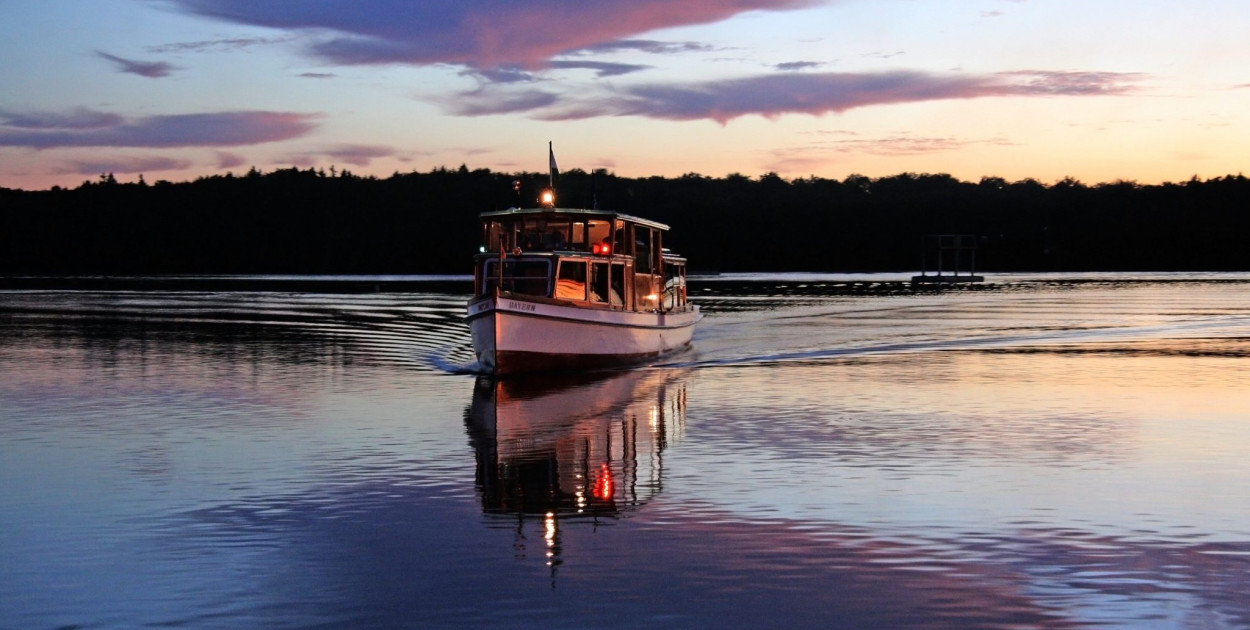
(63, 155), (194, 175)
(462, 59), (652, 84)
(279, 144), (395, 168)
(0, 108), (124, 130)
(325, 144), (395, 167)
(147, 36), (289, 54)
(167, 0), (821, 69)
(0, 110), (320, 148)
(762, 133), (1015, 172)
(574, 39), (717, 55)
(450, 90), (561, 116)
(861, 51), (906, 60)
(999, 70), (1145, 96)
(96, 51), (177, 78)
(828, 135), (1015, 156)
(549, 61), (651, 77)
(530, 70), (1141, 123)
(775, 61), (825, 71)
(462, 66), (539, 85)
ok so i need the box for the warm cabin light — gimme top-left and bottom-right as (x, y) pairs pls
(540, 189), (555, 207)
(646, 293), (659, 301)
(592, 242), (611, 255)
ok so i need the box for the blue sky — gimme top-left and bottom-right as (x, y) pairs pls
(1, 0), (1247, 189)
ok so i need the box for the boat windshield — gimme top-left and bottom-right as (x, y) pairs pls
(484, 217), (613, 253)
(481, 258), (552, 297)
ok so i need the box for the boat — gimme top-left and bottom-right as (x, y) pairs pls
(466, 187), (701, 375)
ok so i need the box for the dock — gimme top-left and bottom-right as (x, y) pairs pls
(911, 234), (984, 287)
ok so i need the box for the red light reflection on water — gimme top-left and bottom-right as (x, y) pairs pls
(592, 463), (613, 501)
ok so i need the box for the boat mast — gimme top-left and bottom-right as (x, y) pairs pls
(548, 141), (558, 194)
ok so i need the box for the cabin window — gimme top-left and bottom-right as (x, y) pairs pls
(587, 220), (611, 253)
(663, 262), (687, 310)
(634, 226), (653, 274)
(613, 220), (626, 256)
(572, 222), (586, 246)
(590, 262), (625, 306)
(518, 218), (572, 251)
(590, 262), (609, 304)
(484, 221), (504, 252)
(482, 258), (551, 297)
(555, 259), (588, 301)
(611, 263), (627, 307)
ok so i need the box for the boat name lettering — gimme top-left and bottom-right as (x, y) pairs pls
(507, 301), (536, 312)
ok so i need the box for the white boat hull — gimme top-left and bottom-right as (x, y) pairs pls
(466, 295), (701, 375)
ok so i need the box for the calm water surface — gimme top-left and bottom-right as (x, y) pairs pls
(3, 273), (1250, 628)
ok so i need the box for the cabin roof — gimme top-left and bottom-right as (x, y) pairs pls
(480, 206), (670, 231)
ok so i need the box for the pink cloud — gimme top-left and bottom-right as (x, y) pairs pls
(215, 151), (247, 169)
(169, 0), (823, 69)
(0, 111), (321, 148)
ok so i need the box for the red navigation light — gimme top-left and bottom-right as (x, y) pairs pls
(592, 242), (611, 255)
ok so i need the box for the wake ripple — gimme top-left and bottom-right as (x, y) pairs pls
(0, 290), (478, 373)
(663, 286), (1250, 369)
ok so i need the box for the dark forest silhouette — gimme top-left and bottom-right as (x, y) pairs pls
(2, 167), (1248, 274)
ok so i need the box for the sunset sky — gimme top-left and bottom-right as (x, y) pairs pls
(1, 0), (1247, 190)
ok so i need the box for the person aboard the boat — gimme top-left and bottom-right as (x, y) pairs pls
(521, 232), (541, 250)
(542, 229), (566, 250)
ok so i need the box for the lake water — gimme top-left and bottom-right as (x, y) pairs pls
(3, 273), (1250, 629)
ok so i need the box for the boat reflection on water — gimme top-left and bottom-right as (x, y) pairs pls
(465, 368), (687, 568)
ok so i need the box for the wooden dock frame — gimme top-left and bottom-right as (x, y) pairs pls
(911, 234), (984, 288)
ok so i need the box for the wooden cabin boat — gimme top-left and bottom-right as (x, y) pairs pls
(466, 198), (701, 375)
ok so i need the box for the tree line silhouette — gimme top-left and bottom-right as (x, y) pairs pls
(2, 167), (1248, 274)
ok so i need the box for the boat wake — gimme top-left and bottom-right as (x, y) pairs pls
(7, 279), (1250, 376)
(0, 290), (479, 373)
(659, 294), (1250, 369)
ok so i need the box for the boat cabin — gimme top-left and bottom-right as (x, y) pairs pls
(473, 207), (690, 313)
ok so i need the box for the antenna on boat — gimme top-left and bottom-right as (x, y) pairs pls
(591, 169), (598, 209)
